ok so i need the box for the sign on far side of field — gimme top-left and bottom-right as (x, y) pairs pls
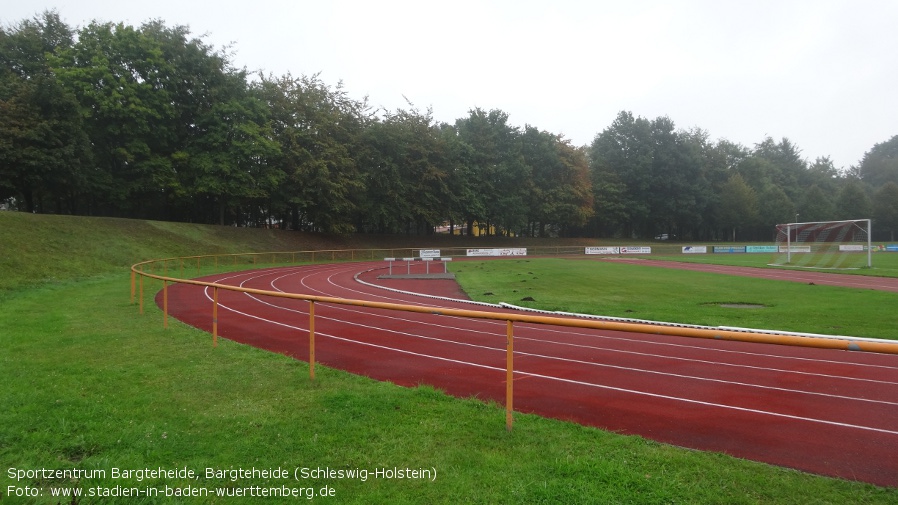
(585, 246), (619, 255)
(466, 248), (527, 257)
(620, 246), (651, 254)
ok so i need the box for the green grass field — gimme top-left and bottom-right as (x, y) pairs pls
(1, 212), (896, 503)
(649, 251), (898, 277)
(453, 258), (898, 340)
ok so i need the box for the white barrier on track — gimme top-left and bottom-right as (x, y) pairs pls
(384, 256), (451, 275)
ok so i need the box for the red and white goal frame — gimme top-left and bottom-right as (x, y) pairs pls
(774, 219), (872, 269)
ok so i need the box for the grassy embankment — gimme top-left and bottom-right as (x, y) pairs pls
(1, 212), (895, 504)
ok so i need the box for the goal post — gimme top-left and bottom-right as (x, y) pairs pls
(772, 219), (872, 269)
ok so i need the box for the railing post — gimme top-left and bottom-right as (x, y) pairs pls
(139, 274), (144, 314)
(212, 286), (219, 347)
(130, 269), (135, 304)
(309, 301), (316, 381)
(506, 320), (514, 431)
(163, 280), (168, 329)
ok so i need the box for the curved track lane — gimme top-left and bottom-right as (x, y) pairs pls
(159, 260), (898, 487)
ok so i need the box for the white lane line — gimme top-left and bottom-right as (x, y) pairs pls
(199, 265), (898, 380)
(205, 279), (898, 407)
(345, 263), (898, 372)
(196, 283), (898, 437)
(241, 267), (898, 388)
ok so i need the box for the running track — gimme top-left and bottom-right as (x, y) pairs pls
(159, 259), (898, 487)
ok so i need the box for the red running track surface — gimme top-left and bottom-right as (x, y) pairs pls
(158, 259), (898, 487)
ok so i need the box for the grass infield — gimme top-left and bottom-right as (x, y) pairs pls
(1, 212), (896, 503)
(452, 257), (898, 340)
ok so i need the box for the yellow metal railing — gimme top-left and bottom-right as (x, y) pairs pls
(131, 250), (898, 431)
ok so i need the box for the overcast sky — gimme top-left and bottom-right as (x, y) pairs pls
(2, 0), (895, 169)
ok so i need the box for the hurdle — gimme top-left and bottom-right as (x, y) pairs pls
(382, 256), (453, 277)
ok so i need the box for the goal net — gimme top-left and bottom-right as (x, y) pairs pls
(771, 219), (872, 269)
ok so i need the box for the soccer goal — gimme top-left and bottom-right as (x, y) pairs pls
(771, 219), (872, 269)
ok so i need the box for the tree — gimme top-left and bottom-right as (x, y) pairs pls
(0, 11), (90, 213)
(700, 139), (750, 240)
(588, 111), (653, 238)
(391, 105), (452, 235)
(717, 173), (758, 241)
(835, 178), (872, 220)
(806, 156), (840, 195)
(138, 20), (236, 221)
(549, 140), (594, 236)
(521, 126), (593, 236)
(858, 135), (898, 189)
(872, 182), (898, 241)
(436, 121), (478, 235)
(56, 20), (180, 216)
(588, 169), (629, 237)
(751, 137), (806, 202)
(798, 184), (834, 223)
(358, 103), (451, 235)
(261, 73), (367, 232)
(187, 81), (282, 226)
(455, 108), (527, 236)
(757, 184), (795, 233)
(647, 117), (707, 240)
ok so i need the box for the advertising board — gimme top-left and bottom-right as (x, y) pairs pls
(746, 246), (778, 253)
(778, 246), (812, 253)
(466, 248), (527, 257)
(585, 246), (620, 255)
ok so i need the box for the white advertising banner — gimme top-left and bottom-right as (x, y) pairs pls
(682, 246), (707, 254)
(779, 246), (811, 253)
(620, 246), (651, 254)
(466, 248), (527, 257)
(585, 246), (620, 255)
(419, 249), (441, 258)
(839, 245), (865, 252)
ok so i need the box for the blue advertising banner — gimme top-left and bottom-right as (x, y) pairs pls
(746, 245), (778, 253)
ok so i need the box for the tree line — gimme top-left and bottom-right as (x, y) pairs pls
(3, 12), (898, 240)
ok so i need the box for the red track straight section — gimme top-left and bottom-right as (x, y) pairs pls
(158, 259), (898, 487)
